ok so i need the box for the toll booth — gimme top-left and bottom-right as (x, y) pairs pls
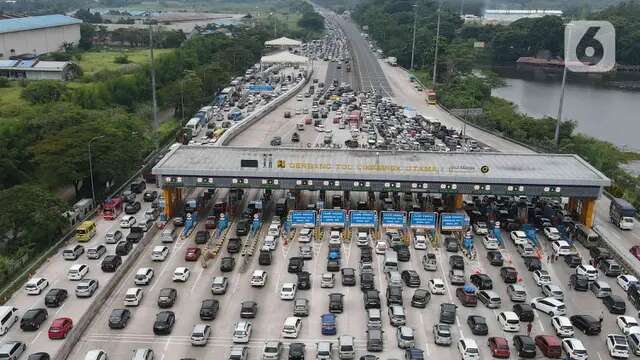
(319, 209), (347, 241)
(286, 210), (316, 243)
(440, 213), (469, 256)
(348, 210), (377, 242)
(409, 212), (437, 247)
(380, 211), (408, 244)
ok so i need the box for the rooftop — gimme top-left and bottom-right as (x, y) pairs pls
(0, 15), (81, 35)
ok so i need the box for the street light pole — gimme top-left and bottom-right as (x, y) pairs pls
(410, 3), (418, 71)
(554, 61), (568, 149)
(432, 1), (443, 86)
(149, 22), (159, 151)
(88, 135), (105, 207)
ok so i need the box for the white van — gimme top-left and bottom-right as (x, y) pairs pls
(383, 250), (398, 273)
(124, 288), (143, 306)
(386, 271), (402, 287)
(0, 307), (18, 335)
(281, 317), (302, 338)
(160, 228), (176, 243)
(338, 335), (355, 359)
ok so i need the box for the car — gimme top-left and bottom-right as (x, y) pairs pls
(618, 316), (640, 335)
(474, 222), (489, 235)
(458, 338), (480, 360)
(0, 342), (26, 359)
(143, 190), (157, 202)
(280, 283), (297, 300)
(172, 267), (190, 282)
(321, 273), (335, 288)
(44, 288), (67, 307)
(433, 323), (452, 346)
(375, 241), (387, 254)
(500, 267), (518, 283)
(288, 342), (305, 360)
(470, 273), (493, 290)
(401, 270), (421, 287)
(570, 274), (589, 291)
(134, 267), (154, 286)
(321, 313), (337, 335)
(488, 337), (511, 358)
(531, 297), (566, 316)
(48, 317), (73, 339)
(67, 263), (88, 280)
(150, 246), (169, 261)
(570, 314), (601, 335)
(449, 269), (465, 285)
(262, 341), (282, 360)
(562, 338), (588, 360)
(482, 234), (499, 250)
(449, 255), (464, 270)
(603, 294), (627, 314)
(211, 276), (229, 295)
(524, 256), (542, 271)
(157, 288), (177, 308)
(510, 231), (528, 245)
(413, 234), (427, 249)
(227, 238), (242, 253)
(185, 247), (201, 261)
(288, 257), (304, 273)
(541, 284), (565, 301)
(329, 293), (344, 313)
(105, 230), (123, 244)
(576, 264), (598, 281)
(360, 272), (375, 290)
(199, 299), (219, 320)
(232, 320), (252, 343)
(618, 275), (639, 291)
(75, 279), (98, 297)
(544, 227), (562, 240)
(153, 311), (175, 335)
(513, 303), (535, 322)
(428, 278), (446, 295)
(564, 254), (582, 268)
(108, 309), (131, 329)
(25, 277), (49, 295)
(120, 215), (136, 228)
(551, 240), (572, 256)
(411, 289), (430, 308)
(221, 257), (236, 272)
(607, 334), (630, 359)
(293, 298), (309, 317)
(341, 268), (356, 286)
(20, 308), (48, 331)
(396, 326), (415, 349)
(26, 352), (49, 360)
(86, 245), (106, 260)
(444, 237), (459, 252)
(513, 335), (536, 358)
(440, 303), (457, 324)
(298, 228), (313, 243)
(487, 250), (504, 266)
(240, 301), (258, 318)
(533, 270), (552, 286)
(63, 244), (84, 260)
(467, 315), (489, 335)
(124, 201), (141, 214)
(630, 246), (640, 261)
(551, 316), (575, 337)
(498, 311), (520, 332)
(394, 245), (411, 261)
(250, 270), (267, 287)
(298, 245), (313, 260)
(477, 290), (501, 309)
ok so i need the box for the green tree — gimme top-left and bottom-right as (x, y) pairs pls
(79, 23), (95, 50)
(21, 81), (67, 104)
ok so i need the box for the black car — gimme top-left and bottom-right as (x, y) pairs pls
(470, 274), (493, 290)
(487, 250), (504, 266)
(157, 288), (177, 308)
(153, 311), (175, 335)
(126, 229), (143, 243)
(360, 272), (375, 291)
(449, 255), (465, 270)
(288, 342), (306, 360)
(297, 271), (311, 290)
(363, 290), (381, 309)
(200, 299), (219, 320)
(108, 308), (131, 329)
(524, 256), (542, 271)
(401, 270), (421, 287)
(570, 274), (589, 291)
(101, 254), (122, 272)
(603, 294), (626, 314)
(124, 201), (141, 214)
(329, 293), (344, 313)
(20, 308), (48, 331)
(444, 237), (459, 252)
(240, 301), (258, 318)
(236, 220), (249, 236)
(130, 180), (146, 193)
(143, 191), (158, 202)
(500, 267), (518, 283)
(220, 257), (236, 272)
(439, 303), (457, 324)
(411, 289), (430, 308)
(386, 285), (403, 305)
(394, 245), (411, 261)
(564, 254), (582, 268)
(327, 259), (340, 272)
(288, 257), (304, 273)
(44, 288), (68, 308)
(195, 231), (210, 245)
(467, 315), (489, 335)
(115, 241), (132, 256)
(513, 303), (534, 322)
(27, 353), (49, 360)
(341, 268), (356, 286)
(227, 238), (242, 253)
(513, 335), (536, 358)
(570, 314), (601, 335)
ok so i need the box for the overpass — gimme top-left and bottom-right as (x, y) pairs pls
(153, 146), (610, 226)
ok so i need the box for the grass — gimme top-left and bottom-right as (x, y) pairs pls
(76, 48), (172, 76)
(117, 0), (294, 13)
(0, 83), (27, 108)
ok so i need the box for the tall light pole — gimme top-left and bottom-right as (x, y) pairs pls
(149, 21), (159, 151)
(410, 3), (418, 71)
(554, 24), (573, 150)
(432, 0), (443, 86)
(88, 135), (105, 207)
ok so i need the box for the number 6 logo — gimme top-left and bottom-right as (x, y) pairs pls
(565, 21), (615, 73)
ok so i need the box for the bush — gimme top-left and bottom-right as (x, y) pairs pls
(114, 54), (130, 64)
(0, 77), (9, 88)
(21, 81), (67, 104)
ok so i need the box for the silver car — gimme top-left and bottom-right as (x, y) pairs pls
(75, 279), (98, 298)
(262, 340), (282, 360)
(299, 245), (313, 260)
(434, 323), (452, 345)
(396, 326), (415, 349)
(211, 276), (228, 295)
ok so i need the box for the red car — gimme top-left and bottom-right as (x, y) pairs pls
(630, 246), (640, 261)
(185, 247), (201, 261)
(488, 336), (510, 358)
(48, 317), (73, 339)
(204, 216), (217, 230)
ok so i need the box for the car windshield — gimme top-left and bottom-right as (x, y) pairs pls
(467, 347), (479, 353)
(265, 346), (277, 353)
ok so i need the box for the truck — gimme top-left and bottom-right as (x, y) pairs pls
(102, 197), (123, 220)
(386, 57), (397, 66)
(63, 198), (94, 225)
(610, 197), (636, 230)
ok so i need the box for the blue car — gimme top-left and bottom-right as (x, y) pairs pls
(321, 313), (336, 335)
(405, 348), (424, 360)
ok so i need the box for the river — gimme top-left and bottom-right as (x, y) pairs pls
(491, 66), (640, 150)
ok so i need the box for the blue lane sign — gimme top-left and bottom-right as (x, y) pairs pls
(247, 84), (274, 92)
(441, 213), (465, 231)
(319, 209), (346, 226)
(349, 210), (376, 227)
(289, 210), (316, 227)
(409, 212), (436, 229)
(381, 211), (406, 227)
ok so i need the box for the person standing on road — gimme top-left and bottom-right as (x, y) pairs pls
(599, 311), (604, 325)
(527, 322), (533, 337)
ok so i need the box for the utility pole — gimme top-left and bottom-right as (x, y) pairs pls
(432, 1), (442, 86)
(149, 22), (159, 150)
(410, 3), (418, 71)
(88, 136), (105, 208)
(554, 60), (568, 149)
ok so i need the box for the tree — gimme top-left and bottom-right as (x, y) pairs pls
(73, 8), (103, 23)
(79, 23), (96, 50)
(21, 81), (67, 104)
(298, 11), (325, 32)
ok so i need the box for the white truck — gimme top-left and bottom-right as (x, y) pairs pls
(610, 197), (636, 230)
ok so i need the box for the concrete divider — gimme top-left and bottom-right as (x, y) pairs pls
(53, 225), (160, 360)
(217, 67), (314, 146)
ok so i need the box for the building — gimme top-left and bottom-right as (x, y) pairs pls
(265, 37), (302, 52)
(0, 59), (80, 80)
(0, 15), (82, 60)
(483, 9), (563, 24)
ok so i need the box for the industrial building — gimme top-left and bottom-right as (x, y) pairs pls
(0, 59), (80, 80)
(483, 9), (563, 24)
(0, 15), (82, 59)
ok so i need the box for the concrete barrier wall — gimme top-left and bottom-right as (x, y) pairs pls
(53, 225), (160, 360)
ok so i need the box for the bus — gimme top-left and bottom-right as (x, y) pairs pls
(184, 118), (202, 137)
(426, 90), (437, 105)
(103, 197), (123, 220)
(75, 221), (97, 242)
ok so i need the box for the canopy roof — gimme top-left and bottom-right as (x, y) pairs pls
(260, 51), (308, 64)
(265, 36), (302, 47)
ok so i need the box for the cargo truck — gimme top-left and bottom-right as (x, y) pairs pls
(610, 197), (636, 230)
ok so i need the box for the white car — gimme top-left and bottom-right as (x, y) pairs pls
(428, 278), (446, 295)
(298, 228), (313, 243)
(497, 311), (520, 332)
(533, 270), (552, 286)
(551, 316), (574, 337)
(576, 265), (598, 281)
(151, 246), (169, 261)
(562, 338), (588, 360)
(607, 334), (630, 359)
(172, 267), (190, 282)
(232, 320), (252, 344)
(375, 241), (387, 254)
(264, 235), (277, 251)
(321, 273), (335, 288)
(250, 270), (267, 287)
(482, 235), (499, 250)
(617, 275), (639, 291)
(134, 268), (154, 285)
(67, 264), (89, 280)
(267, 224), (280, 239)
(25, 277), (49, 295)
(541, 284), (564, 301)
(280, 283), (297, 300)
(510, 230), (528, 245)
(357, 232), (370, 247)
(617, 316), (640, 335)
(413, 234), (427, 250)
(473, 222), (489, 235)
(120, 215), (136, 228)
(544, 227), (561, 241)
(531, 297), (566, 316)
(457, 338), (480, 360)
(328, 231), (342, 245)
(551, 240), (572, 256)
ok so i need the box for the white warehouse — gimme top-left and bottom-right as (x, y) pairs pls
(0, 15), (82, 59)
